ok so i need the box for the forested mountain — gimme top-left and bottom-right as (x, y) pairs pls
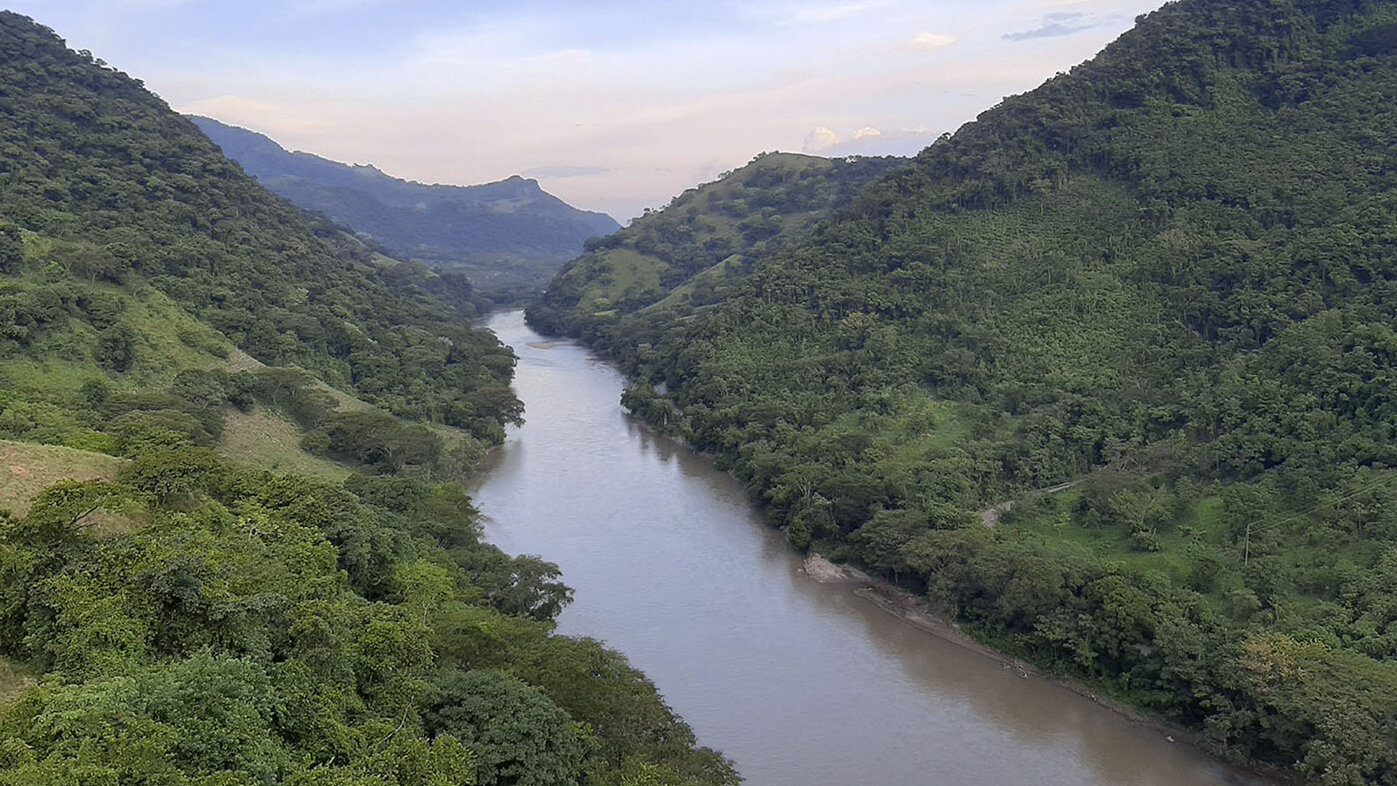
(534, 0), (1397, 781)
(529, 151), (900, 352)
(192, 116), (621, 299)
(0, 12), (737, 785)
(0, 13), (520, 448)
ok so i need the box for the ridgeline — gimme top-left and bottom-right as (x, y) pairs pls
(529, 151), (901, 352)
(192, 116), (620, 302)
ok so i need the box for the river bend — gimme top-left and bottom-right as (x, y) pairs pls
(470, 310), (1256, 786)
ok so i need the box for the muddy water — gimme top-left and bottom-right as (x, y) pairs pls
(471, 310), (1259, 786)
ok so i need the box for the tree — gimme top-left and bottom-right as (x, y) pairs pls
(483, 555), (573, 623)
(118, 446), (224, 506)
(95, 323), (137, 372)
(0, 223), (22, 273)
(422, 670), (590, 786)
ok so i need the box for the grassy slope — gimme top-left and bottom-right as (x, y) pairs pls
(0, 657), (33, 707)
(0, 439), (121, 517)
(218, 409), (353, 482)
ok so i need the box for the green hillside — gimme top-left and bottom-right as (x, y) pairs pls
(192, 116), (621, 301)
(538, 0), (1397, 781)
(0, 13), (737, 785)
(528, 151), (900, 352)
(0, 14), (524, 447)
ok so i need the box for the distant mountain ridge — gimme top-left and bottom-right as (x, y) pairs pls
(190, 116), (620, 297)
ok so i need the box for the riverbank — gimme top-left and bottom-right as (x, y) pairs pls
(800, 552), (1284, 786)
(802, 554), (1011, 665)
(476, 309), (1265, 786)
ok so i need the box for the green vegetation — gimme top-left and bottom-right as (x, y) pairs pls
(0, 658), (32, 707)
(529, 151), (900, 351)
(535, 0), (1397, 781)
(219, 409), (353, 483)
(191, 116), (621, 301)
(0, 12), (522, 453)
(0, 457), (737, 785)
(0, 13), (738, 785)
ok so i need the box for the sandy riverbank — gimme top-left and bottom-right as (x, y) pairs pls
(802, 553), (1029, 667)
(800, 552), (1284, 786)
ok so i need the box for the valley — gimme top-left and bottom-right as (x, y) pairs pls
(1, 0), (1395, 783)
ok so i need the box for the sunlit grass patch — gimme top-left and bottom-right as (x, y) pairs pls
(0, 439), (122, 517)
(219, 408), (354, 482)
(0, 657), (34, 706)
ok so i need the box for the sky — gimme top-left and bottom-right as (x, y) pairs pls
(9, 0), (1168, 221)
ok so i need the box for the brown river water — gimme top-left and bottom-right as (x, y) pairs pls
(470, 310), (1266, 786)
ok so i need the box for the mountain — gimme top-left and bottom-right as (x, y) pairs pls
(534, 0), (1397, 780)
(0, 12), (736, 785)
(191, 116), (621, 298)
(0, 18), (519, 454)
(528, 151), (901, 352)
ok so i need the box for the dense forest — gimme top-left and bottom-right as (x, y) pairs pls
(532, 0), (1397, 782)
(192, 117), (620, 302)
(0, 12), (737, 785)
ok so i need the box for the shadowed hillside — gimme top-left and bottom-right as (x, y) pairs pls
(528, 151), (901, 351)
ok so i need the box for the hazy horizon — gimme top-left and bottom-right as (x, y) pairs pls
(8, 0), (1166, 220)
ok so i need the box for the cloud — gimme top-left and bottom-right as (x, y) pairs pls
(102, 0), (1168, 220)
(182, 94), (280, 119)
(521, 165), (612, 179)
(784, 1), (893, 25)
(1002, 12), (1099, 42)
(802, 126), (840, 152)
(824, 126), (931, 157)
(909, 31), (956, 50)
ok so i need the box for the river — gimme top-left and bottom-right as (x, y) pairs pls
(470, 310), (1259, 786)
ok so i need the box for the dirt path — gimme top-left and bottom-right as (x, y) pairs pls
(978, 480), (1079, 527)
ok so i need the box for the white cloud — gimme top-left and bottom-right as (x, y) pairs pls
(909, 31), (956, 50)
(182, 94), (280, 119)
(823, 125), (931, 157)
(783, 1), (893, 25)
(852, 127), (882, 139)
(802, 126), (841, 152)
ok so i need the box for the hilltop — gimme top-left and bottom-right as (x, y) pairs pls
(535, 0), (1397, 780)
(528, 151), (901, 352)
(192, 116), (620, 300)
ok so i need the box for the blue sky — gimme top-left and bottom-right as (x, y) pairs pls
(10, 0), (1167, 220)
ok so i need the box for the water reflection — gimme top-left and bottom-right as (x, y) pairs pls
(471, 310), (1263, 786)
